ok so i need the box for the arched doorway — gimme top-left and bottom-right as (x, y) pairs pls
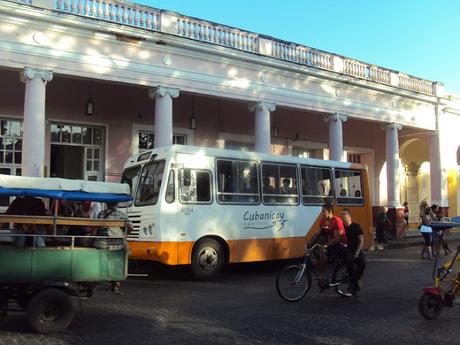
(399, 138), (430, 224)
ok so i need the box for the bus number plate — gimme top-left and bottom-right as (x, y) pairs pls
(181, 207), (194, 216)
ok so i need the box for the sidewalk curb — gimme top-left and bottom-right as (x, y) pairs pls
(374, 234), (460, 250)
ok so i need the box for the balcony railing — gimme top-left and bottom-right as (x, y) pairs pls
(54, 0), (160, 30)
(10, 0), (438, 96)
(175, 16), (258, 53)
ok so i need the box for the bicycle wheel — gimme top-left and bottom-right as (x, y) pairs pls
(331, 262), (352, 297)
(276, 265), (311, 302)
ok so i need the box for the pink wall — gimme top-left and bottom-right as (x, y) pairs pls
(0, 68), (413, 201)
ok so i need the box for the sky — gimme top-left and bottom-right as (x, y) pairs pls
(136, 0), (460, 96)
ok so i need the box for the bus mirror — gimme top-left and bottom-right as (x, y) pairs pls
(183, 169), (191, 186)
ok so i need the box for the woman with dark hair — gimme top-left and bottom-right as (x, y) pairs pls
(420, 206), (433, 260)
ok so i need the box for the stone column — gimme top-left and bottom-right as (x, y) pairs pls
(324, 113), (347, 161)
(383, 123), (404, 239)
(148, 86), (180, 148)
(20, 67), (53, 177)
(249, 101), (276, 154)
(429, 131), (449, 215)
(384, 123), (403, 207)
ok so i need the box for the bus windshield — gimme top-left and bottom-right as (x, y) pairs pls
(120, 166), (141, 207)
(134, 160), (166, 206)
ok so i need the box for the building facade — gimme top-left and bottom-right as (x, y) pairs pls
(1, 0), (460, 225)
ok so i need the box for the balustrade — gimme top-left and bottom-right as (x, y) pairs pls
(369, 66), (391, 84)
(344, 59), (369, 79)
(398, 73), (433, 94)
(271, 41), (333, 70)
(55, 0), (160, 30)
(175, 17), (257, 52)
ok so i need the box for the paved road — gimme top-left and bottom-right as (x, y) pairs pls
(1, 243), (460, 345)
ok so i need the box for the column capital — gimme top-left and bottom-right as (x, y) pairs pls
(427, 130), (440, 137)
(148, 86), (180, 99)
(20, 67), (53, 83)
(381, 122), (403, 131)
(323, 112), (347, 123)
(248, 101), (276, 113)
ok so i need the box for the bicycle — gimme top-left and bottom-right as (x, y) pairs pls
(419, 244), (460, 320)
(430, 223), (454, 279)
(276, 243), (352, 302)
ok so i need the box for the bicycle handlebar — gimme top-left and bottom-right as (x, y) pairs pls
(304, 243), (323, 253)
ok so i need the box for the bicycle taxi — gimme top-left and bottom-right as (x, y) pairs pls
(419, 216), (460, 320)
(0, 174), (131, 333)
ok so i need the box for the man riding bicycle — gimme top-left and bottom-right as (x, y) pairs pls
(310, 204), (348, 286)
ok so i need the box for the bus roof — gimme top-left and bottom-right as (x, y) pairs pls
(124, 145), (367, 170)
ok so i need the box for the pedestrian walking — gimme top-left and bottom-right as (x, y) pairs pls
(341, 208), (366, 296)
(403, 201), (409, 226)
(419, 205), (433, 260)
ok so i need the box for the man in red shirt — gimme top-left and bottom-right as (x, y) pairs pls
(313, 204), (347, 284)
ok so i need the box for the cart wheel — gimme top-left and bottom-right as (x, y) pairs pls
(419, 292), (444, 320)
(26, 289), (74, 333)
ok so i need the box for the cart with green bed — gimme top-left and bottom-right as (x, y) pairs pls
(0, 174), (132, 333)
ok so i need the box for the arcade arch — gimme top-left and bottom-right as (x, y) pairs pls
(399, 138), (430, 223)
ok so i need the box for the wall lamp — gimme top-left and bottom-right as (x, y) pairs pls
(85, 83), (94, 116)
(190, 95), (197, 129)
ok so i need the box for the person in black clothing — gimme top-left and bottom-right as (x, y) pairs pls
(341, 208), (366, 295)
(375, 206), (390, 249)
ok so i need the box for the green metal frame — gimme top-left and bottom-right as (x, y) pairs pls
(0, 245), (128, 283)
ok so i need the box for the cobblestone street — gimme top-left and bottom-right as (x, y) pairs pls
(1, 243), (460, 345)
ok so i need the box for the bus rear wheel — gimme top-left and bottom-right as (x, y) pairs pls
(192, 238), (225, 280)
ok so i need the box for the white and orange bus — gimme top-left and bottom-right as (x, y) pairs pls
(120, 145), (372, 279)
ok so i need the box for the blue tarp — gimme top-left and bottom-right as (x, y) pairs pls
(0, 187), (132, 203)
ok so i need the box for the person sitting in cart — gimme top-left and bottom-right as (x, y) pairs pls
(93, 201), (133, 294)
(4, 196), (48, 247)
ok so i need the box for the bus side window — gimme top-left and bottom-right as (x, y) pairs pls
(180, 169), (212, 203)
(165, 169), (175, 203)
(334, 169), (364, 205)
(135, 161), (165, 206)
(216, 159), (259, 204)
(301, 166), (333, 205)
(261, 163), (298, 205)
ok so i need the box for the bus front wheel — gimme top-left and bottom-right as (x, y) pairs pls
(192, 238), (225, 280)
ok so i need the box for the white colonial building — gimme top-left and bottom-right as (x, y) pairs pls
(1, 0), (460, 228)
